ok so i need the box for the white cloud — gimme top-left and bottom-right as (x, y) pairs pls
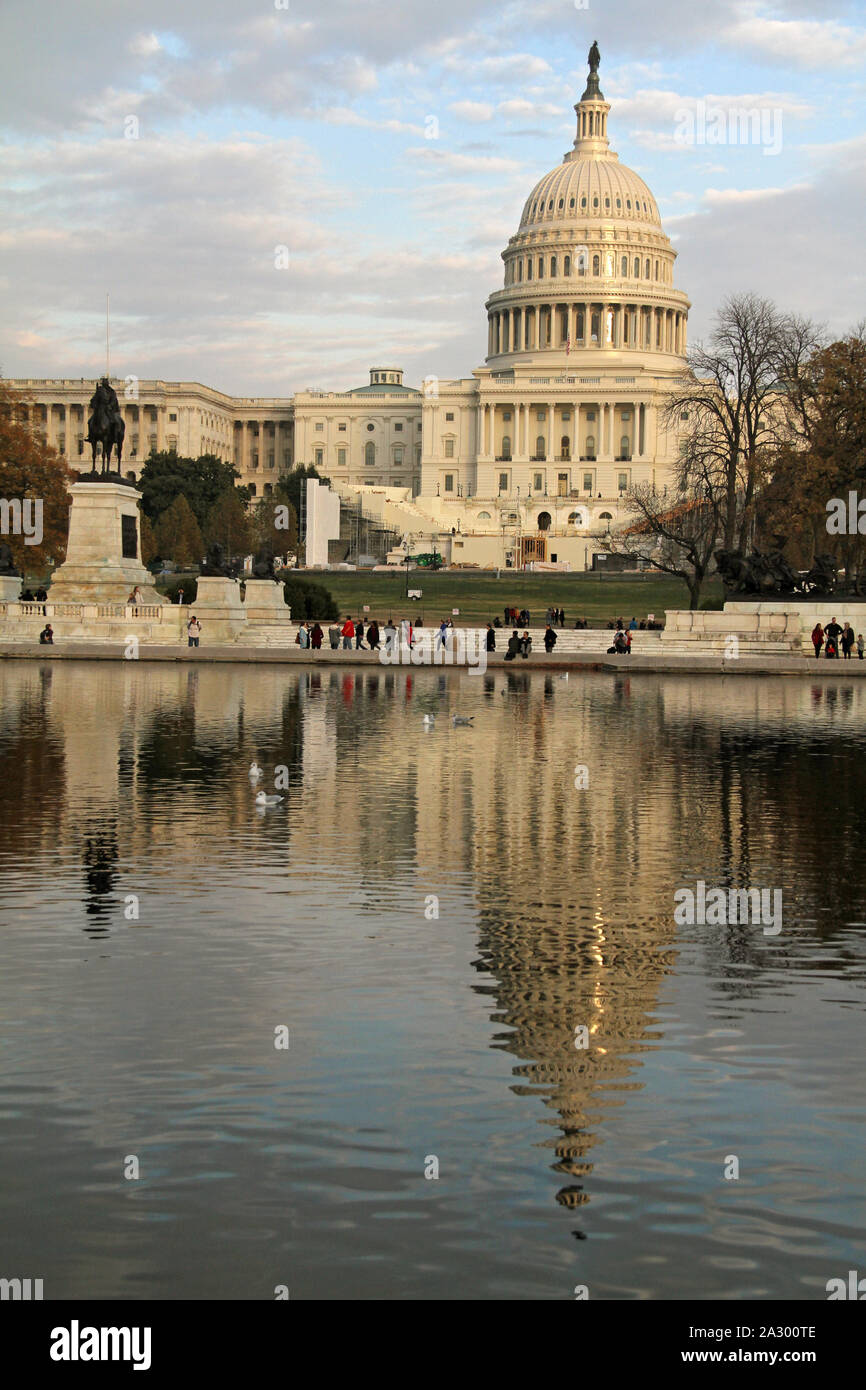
(449, 100), (495, 123)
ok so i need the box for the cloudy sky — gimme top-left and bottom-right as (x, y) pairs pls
(1, 0), (864, 395)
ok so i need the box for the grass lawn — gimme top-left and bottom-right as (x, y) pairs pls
(311, 570), (722, 626)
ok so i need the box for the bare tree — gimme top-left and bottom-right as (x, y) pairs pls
(662, 294), (822, 553)
(603, 444), (725, 609)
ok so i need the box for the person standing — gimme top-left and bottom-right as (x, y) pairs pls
(328, 620), (341, 650)
(544, 624), (557, 653)
(341, 616), (354, 650)
(520, 630), (532, 659)
(401, 617), (413, 650)
(825, 616), (842, 658)
(811, 623), (824, 658)
(486, 623), (496, 653)
(367, 620), (380, 651)
(297, 622), (310, 649)
(437, 618), (449, 651)
(310, 622), (323, 650)
(355, 619), (367, 650)
(859, 633), (865, 661)
(505, 629), (520, 661)
(841, 622), (854, 659)
(384, 618), (397, 654)
(187, 616), (201, 647)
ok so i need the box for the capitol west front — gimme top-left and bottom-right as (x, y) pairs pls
(12, 54), (691, 569)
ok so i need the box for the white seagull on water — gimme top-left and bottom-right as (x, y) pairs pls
(249, 762), (263, 781)
(256, 790), (284, 808)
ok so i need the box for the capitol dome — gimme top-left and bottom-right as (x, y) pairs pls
(484, 46), (689, 366)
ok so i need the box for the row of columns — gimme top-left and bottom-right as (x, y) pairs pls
(35, 401), (169, 461)
(476, 401), (649, 463)
(234, 419), (293, 475)
(488, 303), (686, 356)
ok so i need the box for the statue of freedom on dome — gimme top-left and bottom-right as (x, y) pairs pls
(588, 41), (600, 73)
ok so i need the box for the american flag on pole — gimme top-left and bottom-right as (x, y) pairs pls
(566, 337), (571, 356)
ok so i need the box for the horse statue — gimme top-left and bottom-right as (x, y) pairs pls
(86, 377), (125, 474)
(714, 548), (762, 593)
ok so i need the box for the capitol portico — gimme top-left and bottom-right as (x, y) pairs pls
(9, 49), (691, 569)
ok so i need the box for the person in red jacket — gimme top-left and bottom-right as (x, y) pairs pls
(341, 617), (354, 650)
(811, 622), (824, 658)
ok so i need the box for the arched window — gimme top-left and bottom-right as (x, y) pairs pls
(477, 511), (491, 520)
(560, 435), (571, 460)
(634, 256), (640, 277)
(655, 260), (659, 279)
(551, 255), (557, 277)
(586, 434), (596, 459)
(365, 442), (375, 467)
(527, 259), (533, 280)
(592, 195), (599, 209)
(537, 511), (552, 531)
(592, 253), (600, 275)
(518, 260), (523, 281)
(501, 435), (511, 460)
(599, 510), (613, 520)
(249, 484), (257, 496)
(564, 254), (571, 275)
(581, 195), (587, 209)
(576, 310), (585, 339)
(548, 199), (554, 211)
(621, 255), (627, 275)
(645, 258), (650, 278)
(558, 198), (564, 210)
(535, 434), (546, 458)
(538, 258), (544, 278)
(569, 197), (575, 209)
(620, 435), (630, 458)
(567, 511), (584, 525)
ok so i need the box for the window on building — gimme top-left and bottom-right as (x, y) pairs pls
(538, 258), (544, 278)
(445, 412), (454, 421)
(645, 258), (650, 278)
(249, 484), (257, 496)
(535, 435), (545, 458)
(477, 511), (491, 520)
(365, 442), (375, 466)
(395, 421), (403, 431)
(169, 413), (177, 422)
(394, 447), (403, 465)
(501, 435), (511, 460)
(498, 473), (509, 493)
(587, 410), (596, 423)
(583, 472), (593, 491)
(551, 255), (557, 276)
(585, 435), (596, 459)
(315, 423), (324, 431)
(444, 474), (454, 492)
(338, 422), (346, 431)
(592, 254), (600, 275)
(444, 438), (454, 458)
(564, 255), (571, 276)
(562, 411), (570, 422)
(527, 260), (533, 280)
(621, 256), (627, 275)
(367, 423), (374, 432)
(268, 452), (275, 469)
(503, 411), (511, 422)
(618, 470), (629, 490)
(568, 511), (583, 525)
(534, 473), (543, 491)
(337, 448), (346, 466)
(314, 448), (323, 467)
(537, 410), (545, 421)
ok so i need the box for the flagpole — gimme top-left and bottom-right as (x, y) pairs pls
(106, 292), (110, 379)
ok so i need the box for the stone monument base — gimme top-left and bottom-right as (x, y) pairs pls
(191, 576), (248, 642)
(0, 575), (23, 604)
(48, 481), (163, 606)
(243, 579), (292, 624)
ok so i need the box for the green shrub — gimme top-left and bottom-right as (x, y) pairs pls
(280, 574), (338, 620)
(699, 596), (725, 611)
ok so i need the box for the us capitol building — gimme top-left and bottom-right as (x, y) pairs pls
(12, 50), (691, 569)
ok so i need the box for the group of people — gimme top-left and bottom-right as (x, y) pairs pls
(20, 586), (48, 605)
(293, 617), (420, 653)
(811, 619), (864, 660)
(504, 630), (533, 660)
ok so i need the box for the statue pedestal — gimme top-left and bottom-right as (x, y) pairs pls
(48, 482), (163, 606)
(191, 577), (248, 642)
(0, 575), (23, 603)
(243, 580), (292, 624)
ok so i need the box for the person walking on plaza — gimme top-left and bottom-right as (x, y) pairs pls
(384, 618), (397, 654)
(329, 621), (341, 650)
(187, 616), (201, 648)
(811, 622), (824, 658)
(341, 616), (354, 650)
(367, 620), (380, 651)
(437, 618), (450, 651)
(486, 623), (496, 653)
(355, 619), (367, 650)
(310, 622), (323, 651)
(858, 633), (865, 660)
(544, 624), (557, 653)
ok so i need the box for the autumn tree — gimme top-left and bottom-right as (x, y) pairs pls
(204, 490), (251, 560)
(0, 380), (72, 571)
(153, 494), (204, 568)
